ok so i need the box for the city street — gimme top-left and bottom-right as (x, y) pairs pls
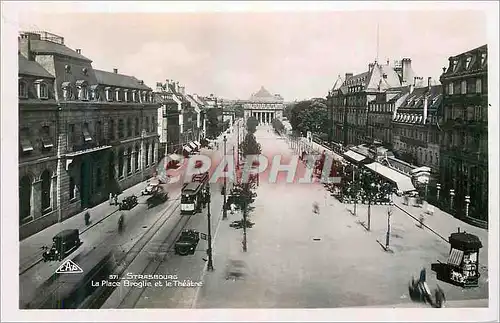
(191, 125), (488, 308)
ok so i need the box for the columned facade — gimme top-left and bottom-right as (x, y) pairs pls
(242, 86), (284, 124)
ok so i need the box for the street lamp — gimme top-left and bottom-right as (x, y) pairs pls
(436, 183), (441, 202)
(367, 181), (376, 231)
(223, 135), (228, 220)
(465, 195), (471, 218)
(450, 189), (455, 211)
(206, 189), (214, 271)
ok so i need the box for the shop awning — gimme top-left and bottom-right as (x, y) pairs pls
(83, 130), (92, 142)
(189, 142), (197, 150)
(20, 138), (34, 152)
(343, 150), (367, 162)
(447, 248), (464, 267)
(194, 141), (201, 148)
(41, 134), (53, 148)
(183, 145), (192, 153)
(365, 162), (416, 192)
(411, 166), (431, 174)
(65, 145), (112, 157)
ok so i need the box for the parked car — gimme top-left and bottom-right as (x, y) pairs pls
(119, 195), (138, 210)
(141, 180), (161, 195)
(42, 229), (82, 262)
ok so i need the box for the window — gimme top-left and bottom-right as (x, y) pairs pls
(476, 78), (482, 94)
(127, 148), (132, 174)
(465, 56), (472, 69)
(127, 118), (132, 137)
(448, 83), (453, 95)
(145, 116), (150, 132)
(68, 123), (76, 145)
(69, 176), (75, 200)
(108, 120), (115, 140)
(480, 53), (487, 65)
(76, 80), (88, 100)
(96, 121), (102, 143)
(35, 80), (49, 99)
(62, 82), (73, 100)
(82, 123), (92, 142)
(151, 117), (156, 132)
(132, 90), (137, 102)
(118, 149), (124, 178)
(135, 145), (140, 171)
(118, 119), (124, 138)
(41, 170), (51, 212)
(454, 82), (461, 95)
(461, 80), (467, 94)
(40, 126), (53, 149)
(115, 88), (122, 101)
(105, 87), (113, 101)
(19, 80), (28, 98)
(90, 85), (99, 100)
(135, 117), (140, 136)
(124, 90), (130, 102)
(19, 128), (34, 153)
(145, 143), (150, 166)
(19, 176), (32, 223)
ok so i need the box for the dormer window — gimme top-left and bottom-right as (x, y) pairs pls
(105, 87), (113, 101)
(141, 91), (146, 103)
(465, 56), (472, 69)
(20, 128), (34, 154)
(452, 60), (458, 72)
(148, 92), (153, 103)
(115, 88), (122, 102)
(61, 82), (73, 100)
(76, 80), (88, 101)
(19, 79), (28, 99)
(481, 53), (487, 65)
(34, 79), (49, 99)
(124, 89), (130, 102)
(90, 85), (100, 100)
(82, 122), (92, 142)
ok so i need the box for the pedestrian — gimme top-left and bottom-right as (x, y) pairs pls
(84, 210), (91, 226)
(114, 193), (118, 206)
(230, 203), (236, 215)
(118, 213), (125, 233)
(312, 202), (319, 214)
(418, 213), (425, 228)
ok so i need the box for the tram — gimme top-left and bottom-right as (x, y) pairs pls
(180, 172), (209, 215)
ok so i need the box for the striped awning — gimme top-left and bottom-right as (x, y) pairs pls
(447, 248), (464, 267)
(183, 145), (192, 153)
(189, 142), (197, 150)
(194, 141), (201, 148)
(343, 150), (367, 162)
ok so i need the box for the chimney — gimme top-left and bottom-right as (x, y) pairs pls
(368, 63), (375, 72)
(345, 73), (353, 80)
(156, 82), (163, 92)
(423, 94), (428, 125)
(413, 77), (418, 86)
(401, 58), (412, 85)
(113, 68), (118, 74)
(139, 80), (144, 85)
(427, 77), (432, 90)
(76, 48), (81, 54)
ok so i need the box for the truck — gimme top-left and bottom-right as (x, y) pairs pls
(174, 230), (200, 256)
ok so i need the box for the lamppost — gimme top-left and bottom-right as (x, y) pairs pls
(236, 122), (240, 169)
(353, 165), (357, 216)
(242, 188), (248, 252)
(385, 203), (393, 251)
(465, 195), (471, 218)
(206, 189), (214, 271)
(367, 182), (376, 231)
(436, 183), (441, 202)
(223, 135), (228, 220)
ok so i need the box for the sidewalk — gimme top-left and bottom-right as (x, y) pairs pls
(20, 177), (155, 273)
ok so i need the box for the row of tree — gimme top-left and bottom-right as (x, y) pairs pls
(285, 98), (330, 140)
(271, 118), (285, 135)
(205, 108), (231, 139)
(239, 116), (262, 157)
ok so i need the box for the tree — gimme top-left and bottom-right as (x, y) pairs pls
(289, 99), (329, 137)
(240, 133), (261, 157)
(234, 104), (245, 118)
(271, 118), (285, 134)
(246, 116), (259, 134)
(206, 108), (222, 138)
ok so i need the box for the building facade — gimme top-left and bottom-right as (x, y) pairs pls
(439, 45), (488, 223)
(243, 86), (284, 123)
(392, 80), (442, 174)
(18, 31), (159, 239)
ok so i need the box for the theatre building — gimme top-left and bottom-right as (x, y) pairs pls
(18, 31), (159, 239)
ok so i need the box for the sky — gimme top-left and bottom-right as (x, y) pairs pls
(11, 2), (492, 101)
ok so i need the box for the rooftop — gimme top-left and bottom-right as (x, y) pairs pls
(18, 54), (54, 78)
(95, 69), (151, 90)
(20, 31), (92, 62)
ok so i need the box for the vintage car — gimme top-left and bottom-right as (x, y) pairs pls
(141, 180), (161, 195)
(146, 191), (169, 209)
(174, 230), (200, 256)
(119, 195), (138, 210)
(42, 229), (82, 262)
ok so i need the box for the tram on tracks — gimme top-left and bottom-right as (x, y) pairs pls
(180, 172), (210, 215)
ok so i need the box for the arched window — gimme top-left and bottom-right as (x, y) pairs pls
(118, 119), (124, 138)
(145, 143), (150, 166)
(151, 141), (155, 164)
(127, 148), (132, 174)
(135, 145), (140, 171)
(19, 175), (32, 224)
(38, 82), (48, 99)
(19, 80), (28, 98)
(151, 117), (156, 133)
(41, 170), (51, 211)
(127, 117), (132, 137)
(118, 149), (124, 178)
(135, 117), (140, 136)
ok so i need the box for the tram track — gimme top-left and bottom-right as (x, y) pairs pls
(78, 196), (184, 308)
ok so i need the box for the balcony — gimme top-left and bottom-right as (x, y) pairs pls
(68, 139), (112, 155)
